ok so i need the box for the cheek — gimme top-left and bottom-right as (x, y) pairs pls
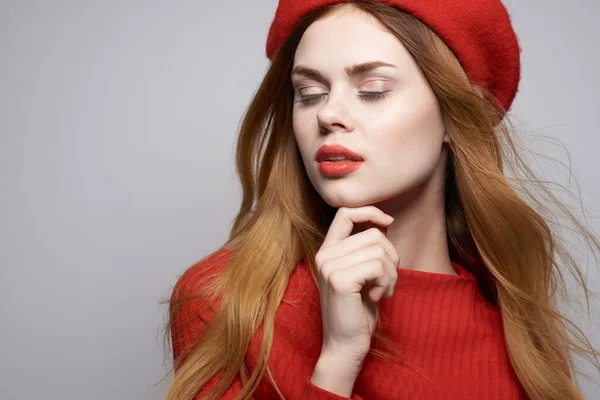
(373, 97), (445, 170)
(292, 115), (313, 162)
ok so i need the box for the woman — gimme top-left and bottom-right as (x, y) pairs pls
(163, 1), (600, 399)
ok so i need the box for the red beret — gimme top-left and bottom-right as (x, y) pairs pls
(266, 0), (521, 116)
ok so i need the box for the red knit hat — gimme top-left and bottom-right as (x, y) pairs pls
(266, 0), (521, 117)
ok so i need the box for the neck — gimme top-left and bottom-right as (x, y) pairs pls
(356, 155), (455, 276)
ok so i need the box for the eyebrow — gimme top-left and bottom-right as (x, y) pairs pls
(291, 61), (398, 84)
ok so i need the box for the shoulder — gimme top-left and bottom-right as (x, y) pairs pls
(171, 246), (236, 301)
(169, 246), (237, 365)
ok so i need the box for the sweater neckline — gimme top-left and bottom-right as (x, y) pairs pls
(396, 261), (476, 282)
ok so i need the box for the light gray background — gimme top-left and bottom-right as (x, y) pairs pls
(1, 1), (599, 399)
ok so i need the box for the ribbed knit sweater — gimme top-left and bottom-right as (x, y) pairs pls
(170, 248), (528, 399)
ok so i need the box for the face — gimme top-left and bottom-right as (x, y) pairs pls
(291, 6), (448, 210)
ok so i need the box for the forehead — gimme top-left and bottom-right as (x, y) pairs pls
(293, 7), (408, 68)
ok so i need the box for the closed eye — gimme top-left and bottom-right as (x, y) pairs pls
(297, 91), (389, 105)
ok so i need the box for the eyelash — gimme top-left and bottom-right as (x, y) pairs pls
(297, 91), (388, 105)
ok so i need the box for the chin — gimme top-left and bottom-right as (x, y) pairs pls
(323, 185), (420, 211)
(320, 191), (376, 209)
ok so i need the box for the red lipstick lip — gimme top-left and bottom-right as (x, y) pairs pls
(315, 144), (364, 162)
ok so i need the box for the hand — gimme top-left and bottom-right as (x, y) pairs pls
(314, 206), (400, 365)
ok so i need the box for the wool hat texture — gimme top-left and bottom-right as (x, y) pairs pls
(266, 0), (522, 116)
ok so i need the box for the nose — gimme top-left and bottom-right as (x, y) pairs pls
(316, 92), (356, 134)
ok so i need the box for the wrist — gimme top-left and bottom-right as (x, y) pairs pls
(310, 352), (364, 397)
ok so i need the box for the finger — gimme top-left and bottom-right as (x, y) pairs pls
(322, 206), (394, 249)
(317, 227), (400, 270)
(364, 281), (389, 303)
(328, 260), (391, 299)
(319, 244), (398, 295)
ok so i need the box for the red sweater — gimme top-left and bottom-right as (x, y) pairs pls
(171, 249), (528, 399)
